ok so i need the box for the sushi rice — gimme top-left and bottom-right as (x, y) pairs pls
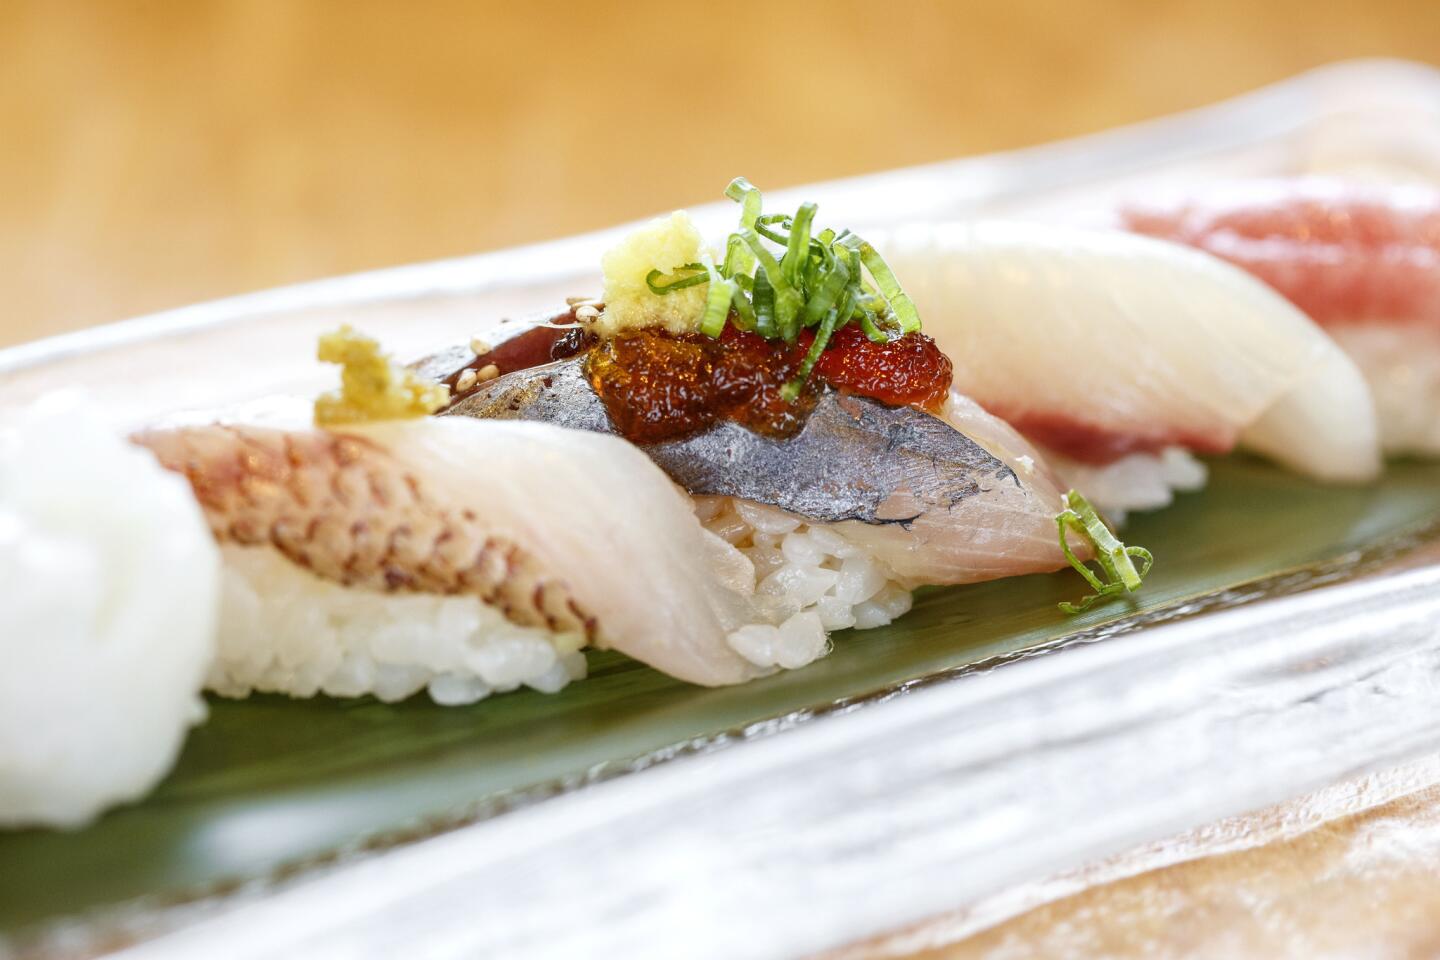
(213, 495), (913, 706)
(214, 545), (589, 706)
(696, 497), (914, 667)
(1041, 447), (1209, 526)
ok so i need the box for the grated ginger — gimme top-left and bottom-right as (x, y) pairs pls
(314, 325), (450, 425)
(597, 211), (711, 337)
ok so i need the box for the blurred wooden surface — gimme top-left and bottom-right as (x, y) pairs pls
(3, 0), (1440, 347)
(831, 757), (1440, 960)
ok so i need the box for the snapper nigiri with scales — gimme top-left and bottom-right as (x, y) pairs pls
(134, 415), (775, 694)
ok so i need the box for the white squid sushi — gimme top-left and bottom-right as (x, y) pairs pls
(876, 220), (1383, 520)
(0, 404), (219, 828)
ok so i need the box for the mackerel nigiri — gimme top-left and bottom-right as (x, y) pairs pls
(441, 342), (1078, 589)
(409, 190), (1126, 593)
(876, 220), (1383, 519)
(1121, 178), (1440, 457)
(424, 185), (1148, 614)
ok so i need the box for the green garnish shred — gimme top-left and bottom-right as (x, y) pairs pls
(1055, 490), (1154, 614)
(645, 263), (708, 294)
(648, 177), (922, 397)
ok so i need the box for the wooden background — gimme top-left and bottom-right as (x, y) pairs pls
(4, 0), (1440, 348)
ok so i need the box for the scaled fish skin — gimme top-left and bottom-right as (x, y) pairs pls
(135, 418), (767, 686)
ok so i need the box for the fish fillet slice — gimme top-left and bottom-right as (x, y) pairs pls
(1122, 178), (1440, 328)
(878, 221), (1381, 484)
(834, 390), (1077, 586)
(443, 351), (1086, 585)
(1121, 178), (1440, 457)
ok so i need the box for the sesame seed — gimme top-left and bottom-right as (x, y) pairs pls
(455, 369), (479, 393)
(574, 305), (600, 322)
(476, 364), (501, 383)
(469, 337), (492, 356)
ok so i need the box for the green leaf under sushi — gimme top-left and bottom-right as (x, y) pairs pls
(5, 460), (1438, 938)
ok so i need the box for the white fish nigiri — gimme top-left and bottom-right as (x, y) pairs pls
(134, 417), (774, 692)
(0, 404), (219, 828)
(877, 221), (1382, 516)
(1121, 178), (1440, 456)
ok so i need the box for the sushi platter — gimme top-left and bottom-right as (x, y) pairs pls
(4, 59), (1440, 960)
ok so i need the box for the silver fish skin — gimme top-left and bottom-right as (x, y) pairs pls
(442, 357), (1019, 527)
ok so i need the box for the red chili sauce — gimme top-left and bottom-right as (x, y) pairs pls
(587, 324), (953, 444)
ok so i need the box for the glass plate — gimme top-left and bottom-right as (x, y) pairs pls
(3, 57), (1439, 960)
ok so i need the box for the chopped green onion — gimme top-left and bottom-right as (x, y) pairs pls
(729, 285), (757, 331)
(740, 230), (803, 340)
(754, 213), (792, 245)
(698, 258), (734, 339)
(725, 177), (761, 222)
(783, 286), (854, 401)
(856, 310), (888, 343)
(645, 263), (709, 294)
(720, 235), (747, 279)
(783, 203), (816, 290)
(752, 266), (778, 339)
(642, 178), (928, 397)
(855, 290), (888, 315)
(796, 248), (851, 330)
(724, 178), (762, 277)
(840, 235), (922, 333)
(1055, 490), (1154, 614)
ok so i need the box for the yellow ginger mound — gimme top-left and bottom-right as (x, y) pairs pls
(597, 211), (711, 337)
(314, 325), (450, 425)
